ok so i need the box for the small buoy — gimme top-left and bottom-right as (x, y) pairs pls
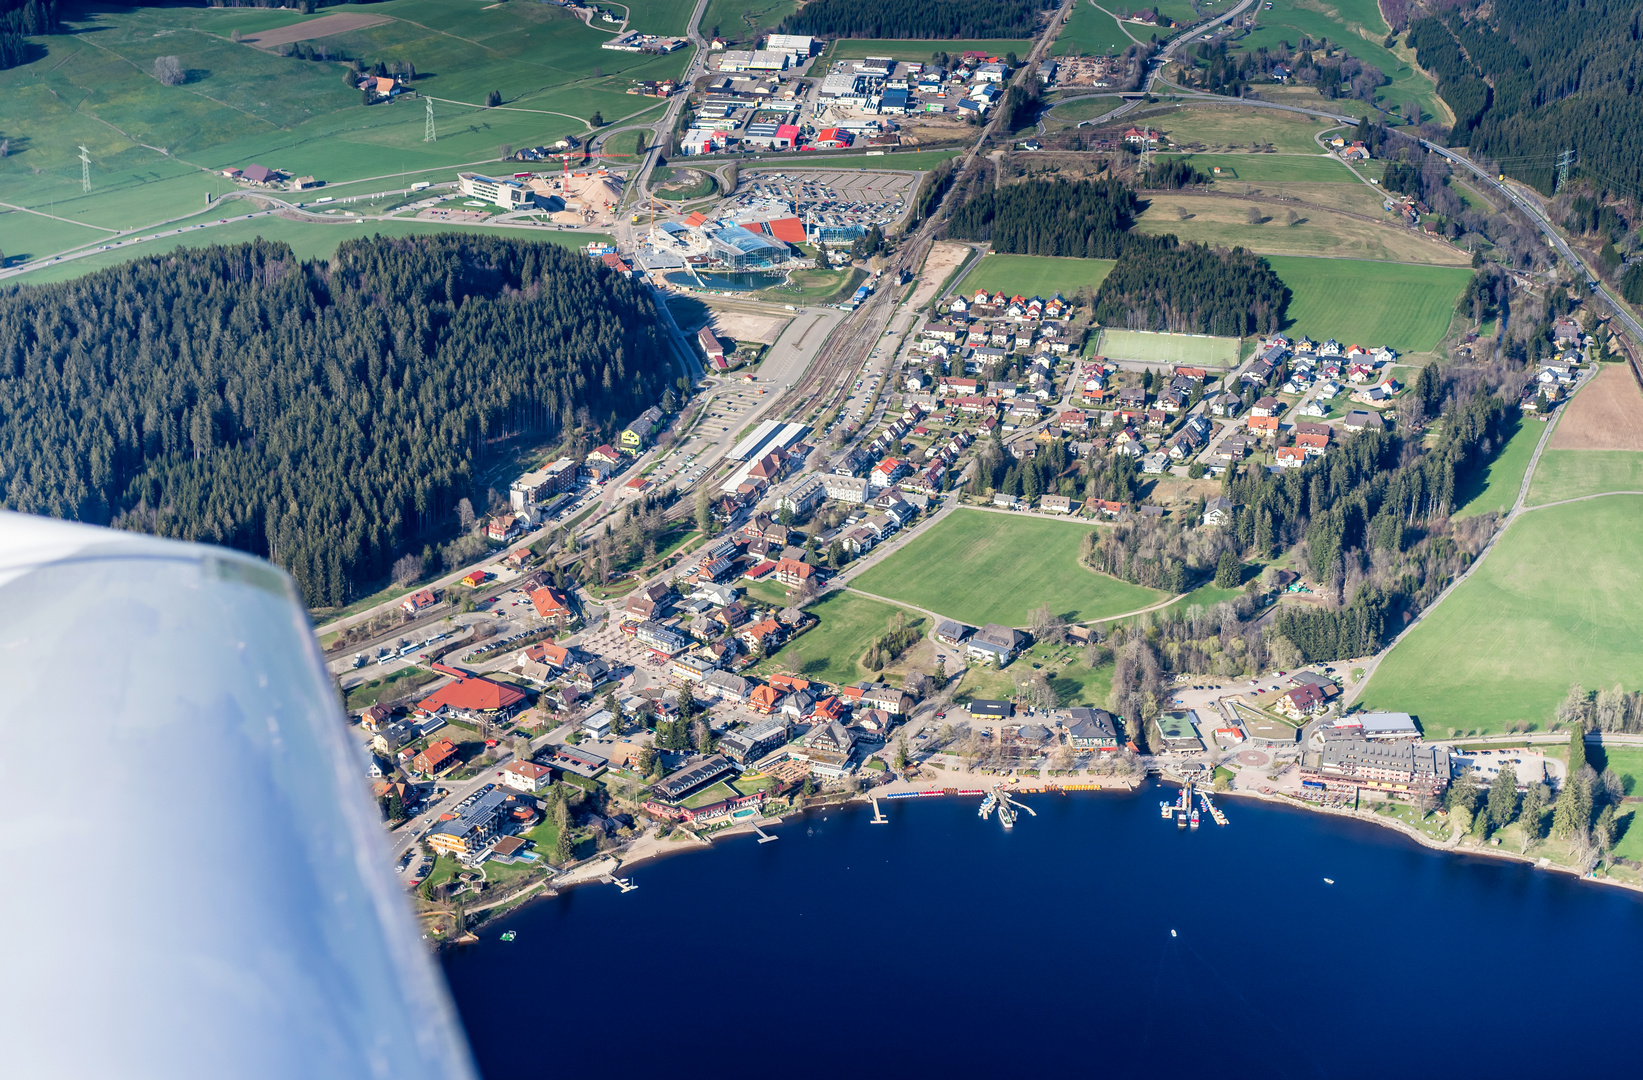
(1170, 929), (1177, 938)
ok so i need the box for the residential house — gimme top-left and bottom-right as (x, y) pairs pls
(402, 589), (439, 615)
(1040, 494), (1074, 514)
(413, 738), (460, 776)
(967, 623), (1025, 664)
(739, 618), (783, 654)
(700, 669), (751, 703)
(528, 585), (574, 623)
(1203, 495), (1235, 527)
(500, 760), (553, 793)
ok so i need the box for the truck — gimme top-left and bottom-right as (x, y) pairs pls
(410, 181), (432, 192)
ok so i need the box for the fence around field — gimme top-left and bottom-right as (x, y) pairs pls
(1095, 329), (1241, 368)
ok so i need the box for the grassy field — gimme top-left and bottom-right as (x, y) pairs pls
(1361, 496), (1643, 734)
(853, 509), (1167, 626)
(1454, 420), (1539, 519)
(702, 0), (800, 44)
(1053, 3), (1137, 56)
(1135, 194), (1470, 266)
(0, 1), (679, 260)
(760, 590), (924, 686)
(1233, 0), (1442, 119)
(963, 254), (1115, 297)
(652, 167), (717, 201)
(5, 215), (610, 287)
(1098, 329), (1240, 367)
(1153, 153), (1359, 183)
(1141, 104), (1338, 155)
(1266, 256), (1472, 354)
(824, 39), (1031, 61)
(1045, 95), (1124, 123)
(1525, 450), (1643, 506)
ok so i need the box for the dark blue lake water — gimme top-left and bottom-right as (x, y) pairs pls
(443, 783), (1643, 1079)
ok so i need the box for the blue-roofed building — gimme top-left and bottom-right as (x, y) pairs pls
(879, 88), (912, 114)
(708, 224), (789, 268)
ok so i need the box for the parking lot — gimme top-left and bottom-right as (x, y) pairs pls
(734, 170), (918, 233)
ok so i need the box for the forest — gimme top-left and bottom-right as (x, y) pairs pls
(0, 236), (670, 606)
(0, 0), (55, 69)
(947, 177), (1142, 258)
(1409, 1), (1643, 203)
(1185, 37), (1389, 107)
(1093, 239), (1288, 337)
(780, 0), (1053, 39)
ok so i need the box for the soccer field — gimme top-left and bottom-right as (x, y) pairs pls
(1096, 329), (1241, 368)
(852, 509), (1166, 627)
(1360, 496), (1643, 734)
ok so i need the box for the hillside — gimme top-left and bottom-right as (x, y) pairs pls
(0, 234), (669, 605)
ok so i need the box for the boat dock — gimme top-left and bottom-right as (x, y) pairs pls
(869, 795), (887, 824)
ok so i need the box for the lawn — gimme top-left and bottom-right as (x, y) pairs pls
(1266, 256), (1473, 354)
(1454, 420), (1538, 519)
(956, 639), (1114, 707)
(1053, 3), (1136, 56)
(1135, 194), (1470, 266)
(0, 1), (678, 259)
(1232, 0), (1442, 119)
(652, 167), (718, 201)
(824, 39), (1031, 62)
(1153, 153), (1360, 183)
(702, 0), (800, 44)
(1141, 104), (1339, 155)
(1098, 329), (1240, 367)
(1360, 496), (1643, 735)
(1045, 95), (1124, 123)
(962, 254), (1115, 298)
(759, 590), (924, 686)
(1525, 450), (1643, 506)
(6, 216), (611, 287)
(345, 667), (440, 710)
(852, 509), (1167, 627)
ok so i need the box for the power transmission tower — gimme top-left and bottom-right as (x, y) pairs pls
(78, 144), (91, 193)
(1556, 147), (1575, 192)
(424, 96), (437, 143)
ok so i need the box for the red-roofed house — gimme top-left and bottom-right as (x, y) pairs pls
(698, 326), (726, 368)
(739, 618), (783, 653)
(870, 458), (908, 488)
(813, 695), (848, 723)
(744, 559), (777, 580)
(412, 739), (459, 776)
(462, 569), (489, 587)
(774, 558), (816, 587)
(500, 760), (553, 793)
(588, 444), (624, 466)
(749, 684), (782, 713)
(528, 585), (573, 623)
(1247, 415), (1279, 438)
(402, 588), (438, 614)
(684, 211), (708, 228)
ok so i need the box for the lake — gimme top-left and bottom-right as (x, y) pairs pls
(442, 783), (1643, 1078)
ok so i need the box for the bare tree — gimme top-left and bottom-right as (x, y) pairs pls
(457, 497), (476, 532)
(1246, 206), (1264, 225)
(154, 56), (184, 86)
(392, 552), (425, 586)
(1029, 603), (1067, 646)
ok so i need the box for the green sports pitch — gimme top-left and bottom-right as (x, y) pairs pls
(1095, 329), (1242, 368)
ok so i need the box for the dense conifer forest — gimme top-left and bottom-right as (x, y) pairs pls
(1408, 0), (1643, 202)
(0, 235), (669, 606)
(947, 178), (1141, 258)
(1093, 239), (1288, 337)
(781, 0), (1052, 40)
(0, 0), (56, 69)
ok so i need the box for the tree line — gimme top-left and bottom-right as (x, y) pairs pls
(1410, 2), (1643, 204)
(947, 177), (1142, 258)
(0, 0), (56, 70)
(780, 0), (1052, 39)
(0, 235), (670, 607)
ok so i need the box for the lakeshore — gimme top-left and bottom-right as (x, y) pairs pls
(443, 784), (1643, 1080)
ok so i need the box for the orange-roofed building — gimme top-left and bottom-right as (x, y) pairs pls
(749, 684), (783, 714)
(588, 444), (624, 465)
(773, 558), (815, 587)
(413, 739), (459, 776)
(416, 675), (526, 721)
(813, 695), (847, 723)
(766, 216), (807, 243)
(685, 211), (709, 228)
(529, 585), (573, 622)
(769, 674), (811, 694)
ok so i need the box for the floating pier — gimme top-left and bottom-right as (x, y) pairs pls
(870, 795), (887, 824)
